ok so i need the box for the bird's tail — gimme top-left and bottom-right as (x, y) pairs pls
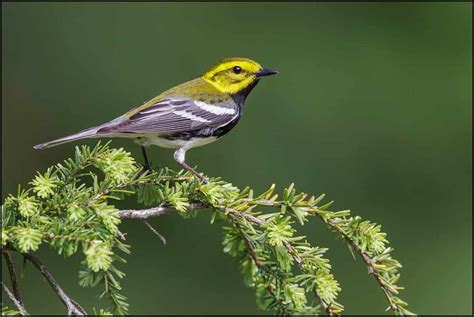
(34, 125), (107, 150)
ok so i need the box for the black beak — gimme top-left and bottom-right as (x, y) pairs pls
(256, 68), (279, 77)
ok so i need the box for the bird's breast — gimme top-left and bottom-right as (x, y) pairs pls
(137, 135), (218, 150)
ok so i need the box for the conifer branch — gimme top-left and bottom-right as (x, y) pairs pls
(1, 142), (413, 315)
(119, 204), (339, 315)
(247, 198), (413, 315)
(312, 213), (414, 315)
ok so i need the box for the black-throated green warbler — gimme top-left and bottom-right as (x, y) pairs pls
(34, 57), (278, 180)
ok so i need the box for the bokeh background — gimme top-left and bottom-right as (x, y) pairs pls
(2, 2), (472, 315)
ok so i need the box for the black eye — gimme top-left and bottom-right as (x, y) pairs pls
(232, 66), (242, 74)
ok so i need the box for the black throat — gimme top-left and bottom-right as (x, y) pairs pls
(230, 78), (261, 108)
(161, 79), (261, 142)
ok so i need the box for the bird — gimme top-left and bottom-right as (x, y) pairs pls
(34, 57), (278, 181)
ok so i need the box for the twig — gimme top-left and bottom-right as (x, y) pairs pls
(284, 241), (336, 316)
(314, 291), (334, 317)
(116, 230), (127, 241)
(70, 299), (87, 315)
(226, 214), (289, 311)
(218, 206), (264, 225)
(1, 281), (28, 316)
(319, 216), (405, 315)
(284, 242), (301, 264)
(19, 252), (86, 316)
(141, 220), (167, 245)
(118, 202), (208, 219)
(118, 202), (263, 225)
(228, 215), (261, 266)
(2, 250), (24, 309)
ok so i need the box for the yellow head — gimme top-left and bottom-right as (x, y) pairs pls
(202, 57), (278, 95)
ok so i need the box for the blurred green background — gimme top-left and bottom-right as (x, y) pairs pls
(2, 2), (472, 315)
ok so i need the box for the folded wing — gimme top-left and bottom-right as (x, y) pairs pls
(99, 98), (238, 134)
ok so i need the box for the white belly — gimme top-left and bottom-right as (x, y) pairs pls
(137, 135), (218, 150)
